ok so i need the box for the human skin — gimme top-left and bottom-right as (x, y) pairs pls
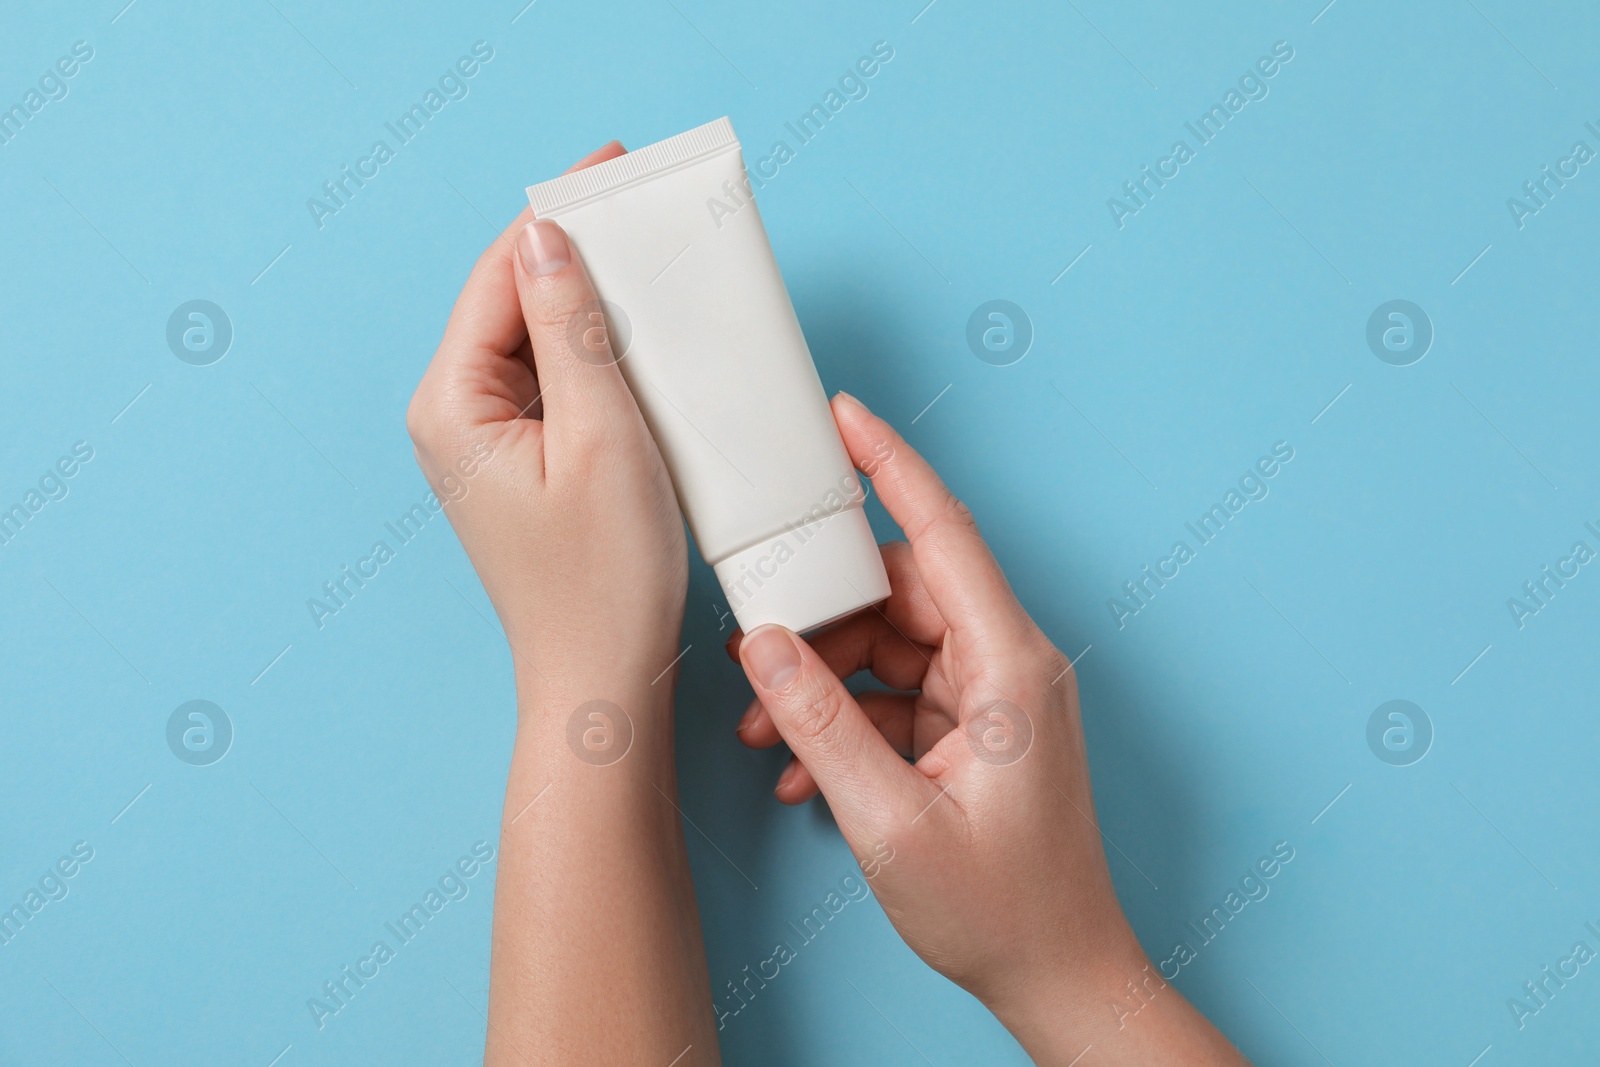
(410, 141), (1246, 1065)
(408, 142), (718, 1066)
(729, 394), (1248, 1065)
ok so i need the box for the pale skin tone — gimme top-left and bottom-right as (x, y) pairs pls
(408, 143), (1249, 1065)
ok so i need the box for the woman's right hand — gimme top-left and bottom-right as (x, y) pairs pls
(728, 392), (1247, 1065)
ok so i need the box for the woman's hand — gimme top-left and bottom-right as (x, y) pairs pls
(730, 393), (1246, 1065)
(408, 145), (718, 1067)
(407, 141), (687, 695)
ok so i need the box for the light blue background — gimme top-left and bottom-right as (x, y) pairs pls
(2, 1), (1597, 1064)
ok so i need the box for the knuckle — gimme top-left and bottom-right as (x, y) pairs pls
(526, 296), (578, 339)
(909, 487), (980, 543)
(1042, 645), (1074, 686)
(785, 678), (846, 747)
(405, 383), (481, 475)
(405, 394), (436, 450)
(527, 288), (593, 351)
(941, 491), (979, 534)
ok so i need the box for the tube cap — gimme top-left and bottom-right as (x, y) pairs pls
(713, 507), (890, 634)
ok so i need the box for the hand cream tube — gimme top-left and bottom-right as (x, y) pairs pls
(526, 117), (890, 634)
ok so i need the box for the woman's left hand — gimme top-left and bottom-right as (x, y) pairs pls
(406, 142), (688, 698)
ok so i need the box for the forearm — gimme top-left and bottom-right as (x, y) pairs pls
(989, 940), (1249, 1066)
(485, 670), (719, 1066)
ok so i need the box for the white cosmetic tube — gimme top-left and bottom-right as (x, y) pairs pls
(526, 117), (890, 634)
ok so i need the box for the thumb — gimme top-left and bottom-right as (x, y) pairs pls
(510, 218), (641, 455)
(739, 625), (931, 834)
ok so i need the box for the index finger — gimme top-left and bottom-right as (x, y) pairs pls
(434, 205), (534, 367)
(830, 392), (1033, 644)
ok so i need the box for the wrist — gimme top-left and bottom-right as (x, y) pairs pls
(989, 933), (1246, 1066)
(513, 663), (674, 712)
(502, 617), (684, 707)
(984, 928), (1149, 1065)
(511, 663), (675, 761)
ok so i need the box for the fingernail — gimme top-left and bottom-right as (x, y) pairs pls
(834, 390), (863, 408)
(517, 219), (570, 276)
(743, 625), (801, 692)
(736, 701), (760, 732)
(776, 760), (801, 791)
